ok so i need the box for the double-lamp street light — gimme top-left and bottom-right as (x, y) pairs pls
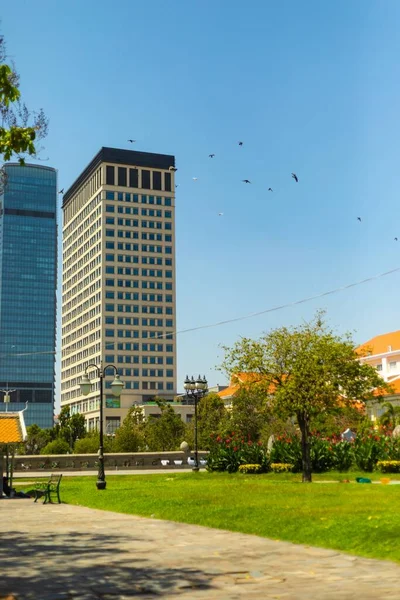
(80, 363), (124, 490)
(184, 375), (208, 471)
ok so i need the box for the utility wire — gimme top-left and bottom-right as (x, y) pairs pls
(1, 264), (399, 359)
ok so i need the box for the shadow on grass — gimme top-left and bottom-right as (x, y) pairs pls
(1, 530), (216, 598)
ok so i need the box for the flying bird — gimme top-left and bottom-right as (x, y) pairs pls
(357, 217), (362, 222)
(58, 188), (64, 194)
(218, 212), (224, 216)
(242, 179), (251, 184)
(395, 237), (398, 241)
(192, 177), (198, 181)
(291, 173), (298, 183)
(175, 184), (180, 188)
(268, 187), (273, 192)
(127, 139), (136, 143)
(169, 166), (178, 172)
(238, 141), (243, 146)
(209, 154), (215, 158)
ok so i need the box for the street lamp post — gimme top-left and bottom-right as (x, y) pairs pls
(184, 375), (208, 471)
(79, 363), (124, 490)
(0, 386), (16, 413)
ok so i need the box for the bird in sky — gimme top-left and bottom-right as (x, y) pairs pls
(218, 212), (224, 216)
(127, 139), (136, 143)
(169, 166), (178, 172)
(238, 141), (243, 146)
(58, 188), (64, 194)
(268, 187), (273, 192)
(242, 179), (251, 184)
(395, 237), (398, 241)
(357, 217), (362, 222)
(209, 154), (215, 158)
(175, 184), (180, 188)
(192, 177), (198, 181)
(291, 173), (298, 183)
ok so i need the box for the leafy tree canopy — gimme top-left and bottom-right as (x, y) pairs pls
(221, 311), (389, 481)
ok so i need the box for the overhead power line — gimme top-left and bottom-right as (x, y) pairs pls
(1, 265), (400, 359)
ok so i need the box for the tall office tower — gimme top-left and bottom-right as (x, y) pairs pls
(0, 164), (57, 428)
(61, 148), (177, 432)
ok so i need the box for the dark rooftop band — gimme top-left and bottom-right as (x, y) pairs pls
(63, 147), (175, 207)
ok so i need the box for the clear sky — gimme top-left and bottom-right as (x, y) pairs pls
(3, 0), (400, 398)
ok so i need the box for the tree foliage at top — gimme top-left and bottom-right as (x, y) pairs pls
(221, 311), (389, 482)
(0, 33), (48, 172)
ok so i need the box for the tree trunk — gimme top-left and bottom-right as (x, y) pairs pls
(297, 411), (312, 483)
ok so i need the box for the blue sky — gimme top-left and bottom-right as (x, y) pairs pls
(3, 0), (400, 395)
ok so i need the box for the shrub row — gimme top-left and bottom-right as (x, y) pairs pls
(206, 430), (400, 473)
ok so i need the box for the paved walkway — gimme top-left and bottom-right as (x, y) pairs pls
(1, 501), (400, 599)
(12, 468), (199, 478)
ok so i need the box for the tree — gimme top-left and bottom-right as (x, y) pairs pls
(221, 311), (388, 482)
(185, 393), (228, 450)
(379, 402), (400, 428)
(230, 387), (269, 442)
(74, 431), (114, 454)
(41, 438), (70, 455)
(113, 406), (145, 452)
(0, 33), (48, 180)
(24, 424), (51, 455)
(58, 406), (86, 450)
(145, 402), (186, 451)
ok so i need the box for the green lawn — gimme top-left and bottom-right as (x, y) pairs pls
(42, 471), (400, 563)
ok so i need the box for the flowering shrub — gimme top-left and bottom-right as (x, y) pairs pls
(377, 460), (400, 473)
(269, 436), (302, 472)
(207, 433), (270, 473)
(239, 464), (263, 474)
(353, 432), (389, 472)
(270, 463), (293, 473)
(331, 440), (354, 471)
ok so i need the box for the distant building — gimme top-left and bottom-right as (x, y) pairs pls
(61, 147), (177, 432)
(0, 164), (57, 428)
(358, 330), (400, 420)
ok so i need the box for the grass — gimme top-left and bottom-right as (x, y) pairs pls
(28, 470), (400, 563)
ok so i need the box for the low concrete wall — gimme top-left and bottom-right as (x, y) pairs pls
(10, 451), (208, 472)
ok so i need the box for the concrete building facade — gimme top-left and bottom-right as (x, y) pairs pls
(0, 164), (57, 428)
(61, 147), (177, 431)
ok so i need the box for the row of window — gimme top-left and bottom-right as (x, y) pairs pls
(105, 306), (173, 316)
(105, 281), (173, 291)
(106, 255), (172, 266)
(105, 329), (172, 340)
(105, 268), (173, 277)
(105, 230), (173, 242)
(107, 343), (174, 352)
(105, 219), (173, 230)
(105, 295), (173, 306)
(106, 205), (172, 218)
(105, 321), (173, 335)
(105, 167), (172, 192)
(106, 241), (172, 253)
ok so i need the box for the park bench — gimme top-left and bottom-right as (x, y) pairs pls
(33, 474), (62, 504)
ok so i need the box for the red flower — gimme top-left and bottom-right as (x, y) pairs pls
(247, 440), (253, 446)
(233, 446), (238, 452)
(216, 436), (222, 443)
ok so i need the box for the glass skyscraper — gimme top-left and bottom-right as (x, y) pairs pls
(0, 164), (57, 428)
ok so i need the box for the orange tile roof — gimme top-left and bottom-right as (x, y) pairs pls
(218, 373), (275, 399)
(357, 330), (400, 356)
(0, 413), (25, 443)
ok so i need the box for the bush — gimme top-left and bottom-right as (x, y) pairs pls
(377, 460), (400, 473)
(74, 433), (114, 454)
(269, 437), (302, 472)
(353, 433), (387, 471)
(238, 464), (263, 474)
(206, 434), (269, 473)
(41, 439), (70, 455)
(270, 463), (293, 473)
(331, 440), (354, 471)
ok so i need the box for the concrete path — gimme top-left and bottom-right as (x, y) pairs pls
(1, 501), (400, 599)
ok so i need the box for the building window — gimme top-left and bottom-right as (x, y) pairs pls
(166, 383), (174, 391)
(106, 191), (115, 200)
(105, 304), (114, 311)
(106, 242), (115, 249)
(127, 168), (138, 188)
(165, 198), (172, 206)
(142, 170), (150, 189)
(164, 173), (172, 192)
(118, 167), (127, 186)
(389, 361), (397, 370)
(105, 329), (114, 337)
(153, 171), (162, 190)
(106, 417), (120, 434)
(106, 229), (115, 237)
(376, 364), (383, 371)
(106, 205), (115, 212)
(105, 355), (114, 363)
(106, 166), (115, 185)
